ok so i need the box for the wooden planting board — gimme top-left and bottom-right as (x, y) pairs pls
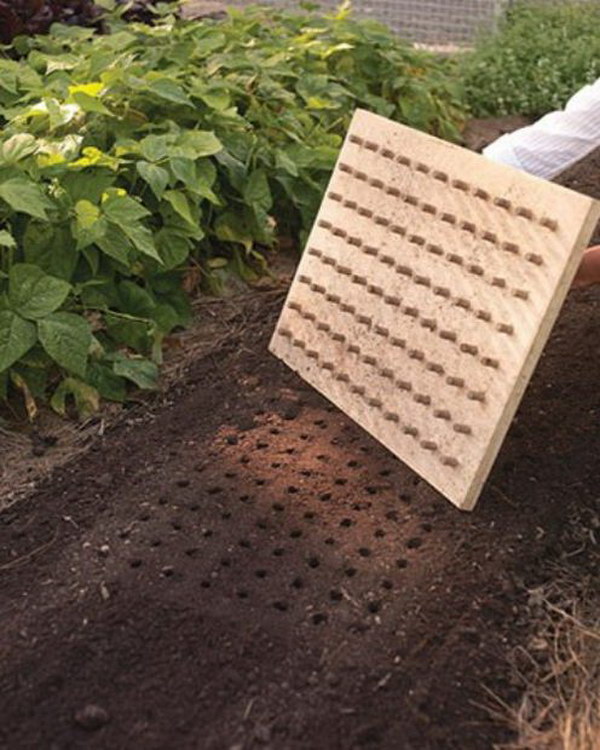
(269, 109), (600, 510)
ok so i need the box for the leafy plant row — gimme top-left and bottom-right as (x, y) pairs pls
(461, 1), (600, 117)
(0, 2), (466, 418)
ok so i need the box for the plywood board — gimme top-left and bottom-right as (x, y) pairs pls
(269, 109), (600, 510)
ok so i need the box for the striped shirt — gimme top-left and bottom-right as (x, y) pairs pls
(483, 78), (600, 179)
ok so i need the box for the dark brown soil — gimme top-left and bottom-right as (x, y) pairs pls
(1, 126), (599, 750)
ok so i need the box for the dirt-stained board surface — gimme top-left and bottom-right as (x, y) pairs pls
(0, 133), (599, 750)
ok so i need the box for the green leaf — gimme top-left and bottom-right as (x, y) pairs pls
(37, 312), (92, 377)
(139, 134), (170, 163)
(96, 224), (131, 265)
(174, 130), (222, 159)
(214, 210), (254, 251)
(156, 229), (191, 270)
(0, 311), (37, 372)
(87, 362), (126, 402)
(163, 190), (196, 226)
(102, 192), (150, 225)
(0, 177), (52, 219)
(244, 169), (272, 211)
(113, 357), (159, 390)
(0, 230), (16, 248)
(74, 200), (107, 250)
(8, 264), (71, 320)
(137, 161), (169, 199)
(148, 79), (192, 107)
(23, 223), (78, 281)
(50, 377), (100, 418)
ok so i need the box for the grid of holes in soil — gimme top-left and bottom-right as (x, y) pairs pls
(119, 403), (445, 627)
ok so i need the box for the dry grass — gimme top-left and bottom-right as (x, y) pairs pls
(489, 568), (600, 750)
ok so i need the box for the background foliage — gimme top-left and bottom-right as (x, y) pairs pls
(461, 1), (600, 117)
(0, 2), (466, 417)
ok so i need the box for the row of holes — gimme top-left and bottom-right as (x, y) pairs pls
(347, 134), (558, 233)
(296, 273), (501, 369)
(317, 211), (531, 302)
(309, 239), (516, 336)
(327, 184), (545, 270)
(276, 329), (462, 468)
(284, 301), (485, 416)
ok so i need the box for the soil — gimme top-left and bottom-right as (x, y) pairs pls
(1, 124), (599, 750)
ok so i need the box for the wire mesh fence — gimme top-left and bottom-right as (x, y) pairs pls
(262, 0), (583, 45)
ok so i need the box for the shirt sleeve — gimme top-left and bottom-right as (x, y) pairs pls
(482, 77), (600, 179)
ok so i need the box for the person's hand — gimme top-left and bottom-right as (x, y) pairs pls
(573, 246), (600, 288)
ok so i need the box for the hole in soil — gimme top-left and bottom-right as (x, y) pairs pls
(312, 613), (328, 625)
(396, 558), (409, 568)
(207, 486), (223, 495)
(399, 493), (412, 504)
(256, 442), (269, 450)
(381, 579), (393, 590)
(319, 493), (332, 502)
(271, 462), (281, 469)
(139, 512), (151, 522)
(291, 577), (304, 589)
(273, 601), (288, 612)
(201, 580), (211, 588)
(287, 486), (299, 494)
(161, 567), (175, 578)
(255, 569), (267, 578)
(240, 456), (250, 464)
(221, 558), (231, 567)
(374, 529), (385, 538)
(300, 434), (310, 441)
(300, 469), (312, 477)
(334, 478), (347, 486)
(379, 469), (392, 477)
(256, 520), (268, 530)
(365, 486), (378, 495)
(285, 448), (295, 454)
(273, 548), (285, 557)
(239, 539), (251, 549)
(406, 537), (423, 549)
(316, 454), (330, 462)
(367, 601), (381, 614)
(255, 478), (266, 486)
(129, 559), (142, 568)
(176, 479), (190, 488)
(330, 589), (343, 601)
(421, 523), (433, 533)
(347, 460), (360, 468)
(171, 521), (183, 531)
(187, 503), (200, 511)
(185, 548), (200, 558)
(150, 539), (162, 548)
(324, 537), (335, 546)
(221, 512), (231, 521)
(158, 496), (168, 506)
(270, 428), (281, 435)
(345, 567), (357, 577)
(224, 471), (237, 479)
(307, 556), (320, 568)
(237, 589), (249, 599)
(303, 512), (315, 520)
(340, 518), (353, 528)
(385, 511), (399, 521)
(272, 503), (285, 512)
(239, 495), (250, 503)
(290, 530), (302, 539)
(358, 547), (372, 557)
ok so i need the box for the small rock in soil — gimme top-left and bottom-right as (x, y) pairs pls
(74, 704), (110, 731)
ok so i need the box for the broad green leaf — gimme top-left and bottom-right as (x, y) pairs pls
(75, 199), (101, 230)
(71, 91), (111, 115)
(174, 130), (222, 159)
(102, 192), (150, 224)
(61, 171), (116, 205)
(137, 161), (169, 199)
(38, 313), (91, 377)
(163, 190), (196, 226)
(113, 357), (159, 390)
(123, 222), (161, 262)
(87, 362), (126, 402)
(23, 223), (78, 281)
(0, 177), (52, 220)
(214, 210), (254, 251)
(9, 264), (71, 320)
(156, 230), (191, 270)
(0, 230), (16, 248)
(244, 169), (272, 211)
(0, 311), (37, 372)
(118, 280), (156, 317)
(50, 377), (100, 418)
(139, 134), (170, 163)
(148, 79), (192, 107)
(96, 224), (132, 265)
